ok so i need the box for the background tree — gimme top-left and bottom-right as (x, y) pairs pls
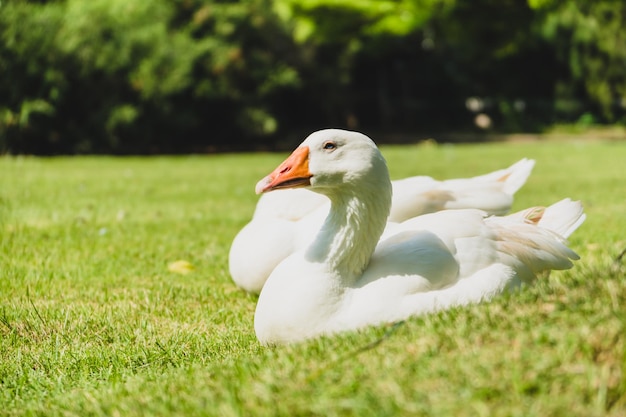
(530, 0), (626, 123)
(0, 0), (302, 153)
(0, 0), (624, 154)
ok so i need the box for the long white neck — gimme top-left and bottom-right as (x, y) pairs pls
(304, 179), (392, 283)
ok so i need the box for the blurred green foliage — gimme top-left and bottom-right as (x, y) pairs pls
(0, 0), (301, 153)
(533, 0), (626, 121)
(0, 0), (624, 154)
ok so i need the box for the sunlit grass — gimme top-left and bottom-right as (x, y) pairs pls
(0, 139), (624, 416)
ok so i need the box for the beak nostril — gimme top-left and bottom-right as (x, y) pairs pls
(257, 145), (310, 194)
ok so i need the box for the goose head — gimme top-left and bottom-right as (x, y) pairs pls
(255, 129), (391, 203)
(254, 129), (393, 282)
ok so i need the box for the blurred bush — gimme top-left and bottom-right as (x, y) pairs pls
(0, 0), (302, 153)
(0, 0), (624, 154)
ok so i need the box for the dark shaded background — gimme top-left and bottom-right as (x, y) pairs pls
(1, 0), (625, 154)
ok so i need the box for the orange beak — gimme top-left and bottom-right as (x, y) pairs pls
(255, 146), (312, 194)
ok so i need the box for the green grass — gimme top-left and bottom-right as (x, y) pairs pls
(1, 140), (624, 416)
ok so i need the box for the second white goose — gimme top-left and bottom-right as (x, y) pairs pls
(231, 151), (535, 293)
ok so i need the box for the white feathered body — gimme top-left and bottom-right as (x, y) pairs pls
(252, 130), (584, 345)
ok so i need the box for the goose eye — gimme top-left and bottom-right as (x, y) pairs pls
(322, 141), (337, 151)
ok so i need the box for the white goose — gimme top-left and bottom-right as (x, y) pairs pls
(253, 129), (585, 345)
(231, 156), (535, 293)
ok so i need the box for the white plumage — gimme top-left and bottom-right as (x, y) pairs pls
(230, 147), (535, 293)
(252, 129), (584, 345)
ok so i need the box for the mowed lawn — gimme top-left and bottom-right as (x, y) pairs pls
(1, 139), (624, 416)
